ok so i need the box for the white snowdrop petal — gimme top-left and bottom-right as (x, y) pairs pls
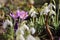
(26, 35), (36, 40)
(43, 7), (50, 15)
(3, 21), (8, 29)
(48, 3), (56, 9)
(7, 20), (13, 27)
(30, 27), (36, 34)
(16, 34), (25, 40)
(20, 29), (24, 35)
(35, 37), (40, 40)
(29, 8), (34, 14)
(3, 19), (13, 29)
(50, 10), (56, 16)
(23, 24), (29, 31)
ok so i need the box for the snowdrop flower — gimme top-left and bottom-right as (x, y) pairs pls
(16, 23), (29, 35)
(26, 34), (36, 40)
(49, 10), (56, 16)
(29, 6), (38, 17)
(43, 6), (50, 15)
(41, 3), (56, 15)
(16, 27), (24, 35)
(16, 34), (25, 40)
(29, 6), (34, 14)
(30, 27), (36, 34)
(31, 11), (38, 17)
(3, 19), (13, 29)
(48, 3), (56, 9)
(21, 24), (29, 31)
(35, 37), (40, 40)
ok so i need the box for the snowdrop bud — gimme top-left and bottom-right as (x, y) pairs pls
(26, 34), (36, 40)
(30, 27), (36, 34)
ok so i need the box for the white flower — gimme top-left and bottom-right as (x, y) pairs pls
(48, 3), (56, 9)
(43, 6), (50, 15)
(29, 6), (35, 14)
(30, 27), (36, 34)
(29, 6), (38, 17)
(41, 3), (56, 15)
(26, 34), (36, 40)
(21, 24), (29, 31)
(16, 24), (29, 36)
(3, 19), (13, 29)
(16, 34), (25, 40)
(35, 36), (40, 40)
(16, 28), (24, 35)
(49, 10), (56, 16)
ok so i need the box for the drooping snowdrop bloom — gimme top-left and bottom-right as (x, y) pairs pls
(49, 10), (56, 16)
(16, 34), (25, 40)
(3, 19), (13, 29)
(16, 23), (29, 37)
(31, 11), (38, 17)
(16, 23), (29, 40)
(30, 27), (36, 34)
(26, 34), (36, 40)
(16, 27), (24, 35)
(48, 3), (56, 9)
(20, 24), (29, 32)
(42, 3), (50, 15)
(35, 36), (40, 40)
(40, 3), (56, 15)
(29, 6), (38, 17)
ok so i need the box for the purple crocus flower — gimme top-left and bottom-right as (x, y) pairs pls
(10, 11), (19, 32)
(10, 13), (18, 20)
(16, 10), (28, 20)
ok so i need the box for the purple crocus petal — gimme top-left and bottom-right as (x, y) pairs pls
(19, 11), (28, 20)
(14, 22), (18, 32)
(10, 13), (15, 18)
(16, 9), (21, 17)
(23, 12), (28, 19)
(10, 13), (18, 19)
